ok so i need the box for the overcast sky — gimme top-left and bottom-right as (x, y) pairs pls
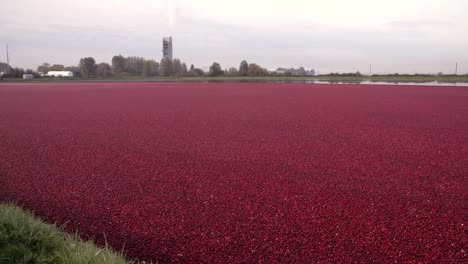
(1, 0), (467, 73)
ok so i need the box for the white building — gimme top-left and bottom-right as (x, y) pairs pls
(47, 71), (74, 77)
(23, 74), (33, 79)
(162, 36), (173, 60)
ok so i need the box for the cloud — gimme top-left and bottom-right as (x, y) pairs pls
(0, 0), (467, 73)
(388, 19), (453, 28)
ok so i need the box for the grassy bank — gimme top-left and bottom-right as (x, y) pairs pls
(1, 75), (468, 84)
(0, 203), (130, 264)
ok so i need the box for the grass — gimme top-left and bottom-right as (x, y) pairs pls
(0, 203), (131, 264)
(1, 75), (468, 83)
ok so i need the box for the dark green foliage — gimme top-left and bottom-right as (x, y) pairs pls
(247, 63), (267, 77)
(193, 68), (205, 76)
(96, 63), (113, 78)
(239, 60), (249, 76)
(159, 57), (173, 77)
(111, 55), (127, 75)
(126, 57), (145, 76)
(79, 57), (96, 78)
(171, 59), (182, 76)
(209, 62), (223, 77)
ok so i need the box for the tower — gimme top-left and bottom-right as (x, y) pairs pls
(162, 36), (173, 60)
(6, 44), (10, 74)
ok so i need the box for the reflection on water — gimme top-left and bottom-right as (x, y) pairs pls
(355, 81), (468, 87)
(254, 80), (468, 87)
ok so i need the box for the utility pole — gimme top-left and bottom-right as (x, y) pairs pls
(369, 64), (372, 76)
(6, 44), (10, 74)
(455, 62), (458, 75)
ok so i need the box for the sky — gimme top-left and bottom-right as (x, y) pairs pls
(1, 0), (467, 74)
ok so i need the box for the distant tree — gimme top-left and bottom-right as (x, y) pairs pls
(126, 56), (145, 76)
(64, 66), (80, 72)
(172, 59), (182, 76)
(193, 68), (204, 77)
(147, 60), (159, 76)
(239, 60), (249, 76)
(159, 58), (173, 77)
(209, 62), (223, 77)
(3, 67), (25, 78)
(96, 63), (112, 77)
(37, 63), (50, 74)
(247, 63), (267, 77)
(49, 64), (65, 71)
(142, 60), (151, 77)
(111, 55), (127, 75)
(186, 64), (196, 76)
(297, 67), (306, 76)
(226, 67), (238, 77)
(79, 57), (96, 78)
(142, 59), (159, 77)
(181, 63), (188, 77)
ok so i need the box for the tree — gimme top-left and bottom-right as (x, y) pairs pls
(142, 60), (159, 77)
(37, 63), (50, 74)
(187, 64), (196, 76)
(142, 60), (151, 77)
(111, 55), (127, 75)
(49, 64), (65, 71)
(96, 63), (112, 77)
(159, 58), (173, 77)
(193, 68), (205, 76)
(147, 60), (159, 76)
(172, 59), (182, 76)
(126, 56), (145, 76)
(209, 62), (223, 77)
(239, 60), (249, 76)
(64, 66), (80, 72)
(127, 56), (145, 76)
(226, 67), (238, 77)
(2, 67), (25, 78)
(181, 63), (188, 77)
(297, 67), (306, 76)
(79, 57), (96, 78)
(247, 63), (267, 77)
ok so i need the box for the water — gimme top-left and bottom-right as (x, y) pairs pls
(266, 80), (468, 86)
(304, 80), (468, 87)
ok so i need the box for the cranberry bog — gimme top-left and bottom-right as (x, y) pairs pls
(0, 83), (466, 262)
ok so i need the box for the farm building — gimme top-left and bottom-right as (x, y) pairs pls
(47, 71), (74, 77)
(23, 74), (33, 79)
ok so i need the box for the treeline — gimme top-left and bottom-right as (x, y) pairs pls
(1, 57), (279, 78)
(34, 56), (206, 78)
(0, 62), (38, 78)
(101, 57), (271, 78)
